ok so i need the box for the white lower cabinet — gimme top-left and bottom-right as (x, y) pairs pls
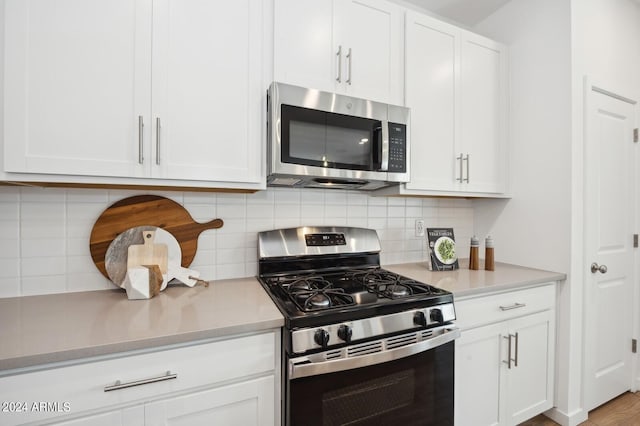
(454, 284), (556, 426)
(144, 376), (274, 426)
(0, 331), (279, 426)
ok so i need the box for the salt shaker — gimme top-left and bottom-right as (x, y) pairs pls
(485, 236), (495, 271)
(469, 235), (480, 270)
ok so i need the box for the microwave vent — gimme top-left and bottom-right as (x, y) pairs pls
(270, 177), (303, 186)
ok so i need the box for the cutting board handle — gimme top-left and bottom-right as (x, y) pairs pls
(199, 218), (224, 231)
(128, 230), (169, 274)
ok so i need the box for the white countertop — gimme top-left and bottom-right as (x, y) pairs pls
(384, 260), (566, 298)
(0, 261), (565, 373)
(0, 277), (284, 372)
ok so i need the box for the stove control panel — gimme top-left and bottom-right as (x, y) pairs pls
(291, 303), (456, 354)
(305, 233), (347, 247)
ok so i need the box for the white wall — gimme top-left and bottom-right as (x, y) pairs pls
(473, 0), (572, 274)
(473, 0), (577, 423)
(0, 186), (475, 298)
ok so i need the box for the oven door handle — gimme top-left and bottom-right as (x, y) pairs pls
(289, 326), (460, 380)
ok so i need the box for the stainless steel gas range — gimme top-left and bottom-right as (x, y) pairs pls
(257, 226), (459, 426)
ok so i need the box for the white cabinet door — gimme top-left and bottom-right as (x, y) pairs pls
(151, 0), (265, 184)
(51, 407), (144, 426)
(335, 0), (403, 105)
(145, 376), (275, 426)
(405, 12), (458, 192)
(401, 12), (507, 196)
(505, 311), (554, 425)
(4, 0), (152, 178)
(459, 33), (507, 194)
(455, 323), (504, 426)
(274, 0), (403, 104)
(273, 0), (335, 93)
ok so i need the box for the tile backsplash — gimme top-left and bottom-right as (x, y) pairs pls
(0, 186), (474, 298)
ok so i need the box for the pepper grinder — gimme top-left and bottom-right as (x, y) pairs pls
(469, 235), (480, 270)
(485, 236), (495, 271)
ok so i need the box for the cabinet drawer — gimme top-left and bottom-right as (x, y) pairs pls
(455, 284), (555, 330)
(0, 332), (276, 425)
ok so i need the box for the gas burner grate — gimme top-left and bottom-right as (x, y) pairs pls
(280, 275), (355, 312)
(349, 269), (445, 300)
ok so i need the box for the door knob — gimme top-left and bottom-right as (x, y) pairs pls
(591, 263), (608, 274)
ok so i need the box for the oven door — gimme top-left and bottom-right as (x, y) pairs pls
(286, 326), (459, 426)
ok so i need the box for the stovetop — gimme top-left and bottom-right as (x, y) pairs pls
(257, 226), (455, 330)
(259, 266), (453, 329)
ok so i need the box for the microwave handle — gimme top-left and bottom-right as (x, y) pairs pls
(379, 120), (389, 172)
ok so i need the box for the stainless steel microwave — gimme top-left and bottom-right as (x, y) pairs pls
(267, 82), (410, 190)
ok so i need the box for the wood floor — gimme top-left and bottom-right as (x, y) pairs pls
(520, 392), (640, 426)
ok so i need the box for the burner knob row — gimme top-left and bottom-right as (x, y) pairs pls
(413, 308), (444, 327)
(314, 325), (354, 348)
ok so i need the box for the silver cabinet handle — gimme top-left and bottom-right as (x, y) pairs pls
(336, 45), (342, 83)
(464, 154), (470, 183)
(138, 116), (144, 164)
(591, 262), (608, 274)
(456, 154), (463, 182)
(499, 302), (526, 311)
(503, 334), (517, 369)
(155, 117), (161, 165)
(104, 371), (177, 392)
(346, 48), (352, 85)
(503, 335), (512, 369)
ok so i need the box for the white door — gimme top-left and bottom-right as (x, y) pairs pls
(151, 0), (265, 183)
(584, 85), (636, 411)
(4, 0), (152, 178)
(145, 376), (275, 426)
(454, 323), (504, 426)
(506, 311), (554, 425)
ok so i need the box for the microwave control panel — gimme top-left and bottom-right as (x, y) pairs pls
(388, 123), (407, 173)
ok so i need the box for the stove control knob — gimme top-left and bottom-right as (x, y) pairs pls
(413, 311), (427, 327)
(337, 325), (353, 343)
(430, 308), (444, 324)
(314, 329), (330, 349)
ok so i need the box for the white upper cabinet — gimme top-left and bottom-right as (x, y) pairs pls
(404, 14), (458, 192)
(3, 0), (268, 189)
(274, 0), (403, 105)
(4, 0), (152, 179)
(459, 32), (507, 194)
(150, 0), (265, 183)
(396, 11), (508, 197)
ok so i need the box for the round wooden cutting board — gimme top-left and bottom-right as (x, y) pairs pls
(90, 195), (223, 279)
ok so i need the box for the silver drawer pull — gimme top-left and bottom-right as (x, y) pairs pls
(104, 371), (177, 392)
(499, 302), (526, 311)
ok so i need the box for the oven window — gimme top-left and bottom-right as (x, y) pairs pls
(281, 104), (381, 171)
(287, 341), (454, 426)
